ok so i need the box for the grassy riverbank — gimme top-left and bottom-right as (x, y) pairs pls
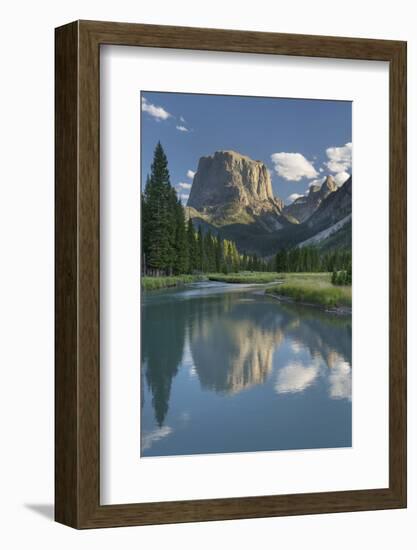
(142, 272), (278, 290)
(141, 272), (352, 311)
(267, 273), (352, 309)
(141, 274), (204, 291)
(207, 272), (280, 284)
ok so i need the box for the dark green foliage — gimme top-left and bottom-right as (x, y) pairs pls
(197, 227), (204, 272)
(275, 249), (287, 273)
(331, 266), (352, 286)
(173, 197), (188, 275)
(141, 188), (149, 270)
(274, 246), (352, 276)
(203, 231), (216, 272)
(346, 261), (352, 285)
(187, 218), (198, 273)
(142, 142), (173, 274)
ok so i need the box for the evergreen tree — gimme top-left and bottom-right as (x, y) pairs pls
(141, 187), (149, 274)
(230, 241), (240, 272)
(166, 186), (180, 273)
(173, 197), (188, 274)
(216, 238), (223, 272)
(202, 231), (215, 272)
(346, 261), (352, 285)
(275, 249), (287, 273)
(144, 142), (173, 274)
(197, 226), (204, 272)
(187, 218), (197, 273)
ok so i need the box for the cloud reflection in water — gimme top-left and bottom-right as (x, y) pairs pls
(275, 360), (319, 394)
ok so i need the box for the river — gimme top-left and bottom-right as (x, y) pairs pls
(141, 281), (352, 457)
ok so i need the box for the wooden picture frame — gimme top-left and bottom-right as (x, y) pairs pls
(55, 20), (407, 528)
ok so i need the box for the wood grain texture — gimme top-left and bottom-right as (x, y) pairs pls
(388, 41), (407, 505)
(55, 21), (79, 527)
(55, 20), (407, 529)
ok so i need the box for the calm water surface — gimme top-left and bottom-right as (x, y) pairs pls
(141, 281), (352, 457)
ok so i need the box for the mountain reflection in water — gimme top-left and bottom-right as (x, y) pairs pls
(141, 282), (352, 457)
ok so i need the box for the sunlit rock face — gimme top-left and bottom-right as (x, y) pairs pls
(188, 150), (281, 208)
(186, 150), (284, 233)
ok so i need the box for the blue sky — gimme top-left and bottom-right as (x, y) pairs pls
(141, 91), (352, 205)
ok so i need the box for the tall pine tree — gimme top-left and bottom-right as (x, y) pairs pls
(173, 197), (188, 274)
(143, 142), (173, 274)
(197, 227), (204, 272)
(187, 218), (197, 273)
(141, 185), (149, 274)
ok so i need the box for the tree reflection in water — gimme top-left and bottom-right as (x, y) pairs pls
(141, 287), (352, 428)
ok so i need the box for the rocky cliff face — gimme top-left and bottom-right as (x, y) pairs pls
(187, 150), (284, 232)
(306, 176), (352, 231)
(283, 175), (338, 223)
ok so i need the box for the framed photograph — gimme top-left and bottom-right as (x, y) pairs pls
(55, 20), (406, 528)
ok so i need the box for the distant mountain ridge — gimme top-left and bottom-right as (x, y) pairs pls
(186, 150), (351, 256)
(306, 175), (352, 230)
(283, 175), (338, 223)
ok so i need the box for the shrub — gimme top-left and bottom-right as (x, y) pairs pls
(332, 270), (351, 286)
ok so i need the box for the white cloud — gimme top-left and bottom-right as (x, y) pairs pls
(334, 171), (350, 186)
(176, 125), (189, 132)
(180, 115), (186, 123)
(186, 170), (195, 179)
(179, 193), (190, 204)
(287, 193), (304, 203)
(325, 142), (352, 173)
(141, 96), (171, 120)
(271, 152), (318, 181)
(319, 167), (324, 173)
(178, 182), (192, 190)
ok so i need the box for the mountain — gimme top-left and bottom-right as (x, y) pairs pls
(186, 149), (351, 256)
(294, 176), (352, 250)
(186, 150), (288, 233)
(305, 176), (351, 231)
(283, 176), (338, 223)
(299, 176), (352, 251)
